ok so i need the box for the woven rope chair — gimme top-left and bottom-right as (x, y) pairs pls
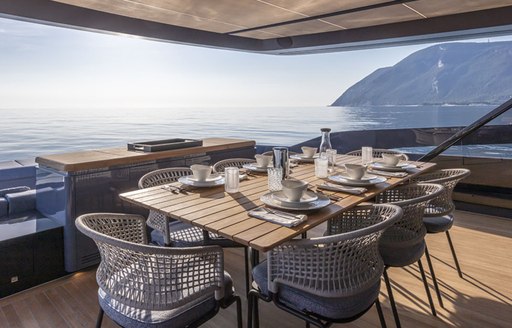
(346, 148), (409, 161)
(248, 204), (403, 328)
(373, 183), (444, 328)
(75, 213), (242, 328)
(138, 167), (251, 294)
(410, 168), (471, 279)
(212, 158), (256, 173)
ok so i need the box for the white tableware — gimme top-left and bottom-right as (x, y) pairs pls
(260, 192), (331, 211)
(344, 164), (366, 180)
(243, 163), (270, 172)
(255, 154), (272, 168)
(382, 153), (401, 166)
(281, 179), (308, 202)
(187, 173), (223, 182)
(370, 162), (416, 172)
(301, 146), (318, 158)
(224, 167), (239, 193)
(337, 172), (378, 182)
(190, 164), (212, 182)
(317, 183), (367, 195)
(328, 175), (387, 187)
(272, 190), (318, 205)
(267, 167), (283, 191)
(290, 154), (319, 162)
(179, 175), (225, 187)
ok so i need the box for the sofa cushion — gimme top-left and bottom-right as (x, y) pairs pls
(5, 189), (36, 215)
(0, 186), (30, 197)
(0, 197), (7, 218)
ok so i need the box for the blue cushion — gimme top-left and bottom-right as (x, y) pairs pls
(424, 215), (453, 233)
(98, 271), (234, 328)
(0, 186), (30, 197)
(0, 197), (7, 218)
(5, 189), (36, 215)
(253, 261), (381, 320)
(380, 239), (425, 267)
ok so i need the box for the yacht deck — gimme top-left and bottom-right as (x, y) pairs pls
(0, 210), (510, 328)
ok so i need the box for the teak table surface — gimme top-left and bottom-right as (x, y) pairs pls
(120, 155), (435, 252)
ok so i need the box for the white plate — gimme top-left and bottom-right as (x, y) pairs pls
(242, 163), (270, 172)
(328, 175), (387, 187)
(179, 175), (225, 187)
(271, 190), (318, 205)
(261, 192), (331, 211)
(370, 162), (417, 172)
(290, 154), (319, 162)
(337, 172), (378, 182)
(187, 173), (223, 182)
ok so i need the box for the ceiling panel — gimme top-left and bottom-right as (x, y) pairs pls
(323, 3), (424, 29)
(260, 0), (388, 17)
(407, 0), (512, 17)
(235, 19), (342, 39)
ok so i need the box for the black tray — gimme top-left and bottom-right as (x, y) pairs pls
(127, 138), (203, 152)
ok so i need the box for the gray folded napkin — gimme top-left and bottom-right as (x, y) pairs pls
(249, 207), (307, 227)
(368, 170), (408, 178)
(317, 183), (367, 195)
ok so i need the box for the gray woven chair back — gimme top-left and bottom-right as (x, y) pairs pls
(267, 204), (402, 297)
(346, 148), (409, 161)
(212, 158), (256, 173)
(138, 167), (192, 233)
(138, 167), (192, 188)
(75, 213), (225, 310)
(374, 183), (444, 246)
(410, 168), (470, 216)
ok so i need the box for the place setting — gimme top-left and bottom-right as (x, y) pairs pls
(368, 153), (416, 174)
(289, 146), (319, 162)
(177, 164), (247, 188)
(242, 154), (273, 173)
(325, 163), (386, 190)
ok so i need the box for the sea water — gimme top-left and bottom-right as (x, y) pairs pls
(0, 105), (509, 162)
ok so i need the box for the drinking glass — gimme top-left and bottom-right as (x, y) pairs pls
(326, 149), (337, 173)
(314, 157), (329, 178)
(224, 167), (240, 193)
(362, 146), (373, 166)
(267, 167), (283, 191)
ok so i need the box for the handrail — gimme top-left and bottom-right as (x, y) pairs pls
(418, 97), (512, 162)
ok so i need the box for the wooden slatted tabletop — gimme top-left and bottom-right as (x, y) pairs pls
(120, 155), (435, 252)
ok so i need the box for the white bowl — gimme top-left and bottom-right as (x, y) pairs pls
(301, 146), (317, 158)
(382, 153), (400, 166)
(190, 164), (212, 182)
(255, 154), (272, 168)
(344, 164), (366, 180)
(281, 179), (308, 202)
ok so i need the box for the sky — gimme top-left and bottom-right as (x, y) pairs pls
(1, 16), (512, 109)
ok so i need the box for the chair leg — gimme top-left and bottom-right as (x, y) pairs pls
(446, 231), (463, 278)
(235, 296), (243, 328)
(418, 259), (436, 317)
(375, 299), (387, 328)
(244, 246), (250, 295)
(383, 269), (401, 328)
(95, 307), (104, 328)
(424, 245), (444, 308)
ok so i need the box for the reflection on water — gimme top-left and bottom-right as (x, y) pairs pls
(0, 105), (508, 161)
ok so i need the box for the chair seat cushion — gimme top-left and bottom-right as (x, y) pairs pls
(5, 189), (36, 215)
(252, 261), (380, 320)
(380, 239), (425, 267)
(424, 215), (453, 233)
(99, 271), (234, 328)
(150, 221), (237, 247)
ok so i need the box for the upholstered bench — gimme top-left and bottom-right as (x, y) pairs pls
(0, 186), (65, 297)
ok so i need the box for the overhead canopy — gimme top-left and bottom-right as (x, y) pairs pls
(2, 0), (512, 54)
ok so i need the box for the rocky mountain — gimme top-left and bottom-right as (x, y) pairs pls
(332, 42), (512, 106)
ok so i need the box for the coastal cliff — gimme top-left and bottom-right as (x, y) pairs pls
(332, 42), (512, 106)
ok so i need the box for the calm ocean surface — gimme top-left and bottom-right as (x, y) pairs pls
(0, 105), (508, 162)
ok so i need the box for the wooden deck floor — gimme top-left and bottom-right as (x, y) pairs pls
(0, 210), (511, 328)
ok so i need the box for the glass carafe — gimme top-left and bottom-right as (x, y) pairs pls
(319, 128), (332, 157)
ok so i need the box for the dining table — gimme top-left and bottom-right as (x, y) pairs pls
(119, 155), (435, 264)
